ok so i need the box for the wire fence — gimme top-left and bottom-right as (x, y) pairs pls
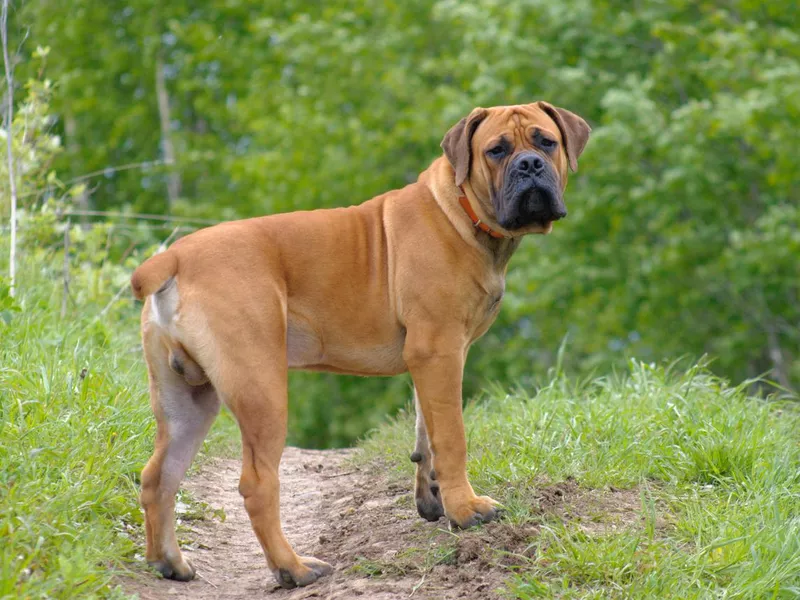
(0, 150), (229, 323)
(61, 209), (220, 226)
(0, 205), (219, 322)
(71, 211), (208, 320)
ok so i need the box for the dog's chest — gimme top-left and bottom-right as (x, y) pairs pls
(469, 279), (505, 342)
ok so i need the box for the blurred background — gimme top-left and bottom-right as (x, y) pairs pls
(4, 0), (798, 447)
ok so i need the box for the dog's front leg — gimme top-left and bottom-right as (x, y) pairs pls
(404, 330), (499, 528)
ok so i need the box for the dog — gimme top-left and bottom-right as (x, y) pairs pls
(131, 101), (590, 589)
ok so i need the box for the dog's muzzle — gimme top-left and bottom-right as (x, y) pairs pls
(496, 151), (566, 230)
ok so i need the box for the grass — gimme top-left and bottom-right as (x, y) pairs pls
(359, 361), (800, 598)
(351, 543), (458, 578)
(0, 236), (235, 599)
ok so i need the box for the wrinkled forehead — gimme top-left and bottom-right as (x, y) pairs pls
(474, 104), (561, 145)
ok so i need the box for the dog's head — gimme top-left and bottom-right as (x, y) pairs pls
(441, 102), (590, 235)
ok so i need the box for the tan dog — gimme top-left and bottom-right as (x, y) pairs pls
(131, 101), (590, 589)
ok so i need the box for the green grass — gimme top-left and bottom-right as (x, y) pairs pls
(359, 361), (800, 598)
(0, 240), (234, 599)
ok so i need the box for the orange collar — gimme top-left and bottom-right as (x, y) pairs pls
(457, 187), (508, 239)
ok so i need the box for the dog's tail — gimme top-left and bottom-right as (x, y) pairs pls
(130, 251), (178, 300)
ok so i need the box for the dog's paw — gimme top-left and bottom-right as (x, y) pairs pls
(446, 495), (502, 529)
(273, 556), (333, 589)
(415, 480), (444, 522)
(414, 464), (444, 521)
(148, 558), (195, 582)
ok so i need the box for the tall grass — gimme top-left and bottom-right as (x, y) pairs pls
(360, 361), (800, 598)
(0, 224), (233, 599)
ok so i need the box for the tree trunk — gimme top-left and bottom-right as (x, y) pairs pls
(64, 114), (89, 229)
(766, 326), (792, 391)
(155, 52), (180, 212)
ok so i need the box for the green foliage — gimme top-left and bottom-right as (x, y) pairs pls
(0, 225), (143, 598)
(510, 3), (800, 389)
(8, 0), (799, 439)
(0, 51), (63, 216)
(360, 361), (800, 597)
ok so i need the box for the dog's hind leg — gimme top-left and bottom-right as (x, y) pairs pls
(212, 305), (332, 589)
(139, 319), (220, 581)
(410, 388), (444, 521)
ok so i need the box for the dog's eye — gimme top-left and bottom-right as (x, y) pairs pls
(486, 145), (506, 159)
(540, 138), (557, 150)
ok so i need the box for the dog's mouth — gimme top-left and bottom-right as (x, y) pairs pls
(495, 180), (564, 232)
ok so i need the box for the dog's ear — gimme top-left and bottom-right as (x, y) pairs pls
(441, 107), (489, 187)
(537, 102), (591, 172)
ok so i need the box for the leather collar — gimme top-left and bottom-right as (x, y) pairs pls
(457, 187), (508, 239)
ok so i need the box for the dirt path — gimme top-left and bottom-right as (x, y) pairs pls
(124, 448), (644, 599)
(124, 448), (509, 599)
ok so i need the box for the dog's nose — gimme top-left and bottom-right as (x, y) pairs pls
(552, 206), (568, 221)
(514, 153), (546, 176)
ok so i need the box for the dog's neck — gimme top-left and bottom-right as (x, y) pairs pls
(423, 157), (522, 270)
(482, 229), (522, 269)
